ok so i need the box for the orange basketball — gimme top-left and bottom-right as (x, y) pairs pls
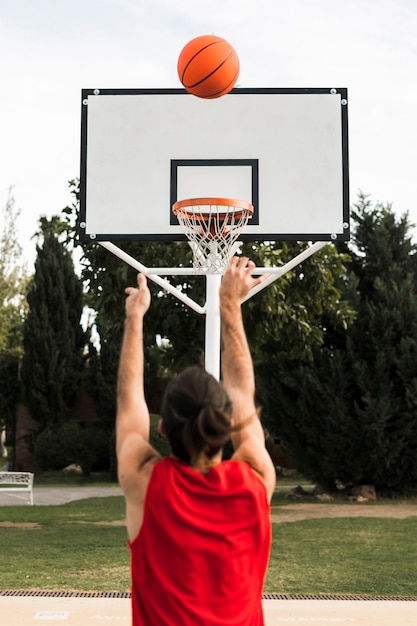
(177, 35), (239, 99)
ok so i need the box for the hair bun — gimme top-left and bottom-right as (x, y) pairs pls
(197, 405), (231, 449)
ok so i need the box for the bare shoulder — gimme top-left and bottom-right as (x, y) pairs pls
(118, 433), (161, 498)
(118, 435), (162, 541)
(232, 437), (276, 501)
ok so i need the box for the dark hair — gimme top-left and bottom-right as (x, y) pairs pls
(161, 365), (232, 465)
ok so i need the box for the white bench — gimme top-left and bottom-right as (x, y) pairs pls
(0, 471), (34, 505)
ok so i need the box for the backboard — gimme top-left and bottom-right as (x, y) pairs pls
(79, 88), (349, 243)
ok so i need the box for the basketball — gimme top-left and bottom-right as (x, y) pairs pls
(177, 35), (239, 99)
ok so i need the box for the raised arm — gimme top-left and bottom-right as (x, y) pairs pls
(219, 257), (276, 500)
(116, 273), (161, 540)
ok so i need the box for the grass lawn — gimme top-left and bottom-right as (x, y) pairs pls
(0, 497), (129, 592)
(265, 516), (417, 596)
(0, 495), (416, 596)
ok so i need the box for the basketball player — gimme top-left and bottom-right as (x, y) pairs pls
(116, 256), (276, 625)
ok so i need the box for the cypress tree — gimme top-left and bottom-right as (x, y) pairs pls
(20, 228), (86, 428)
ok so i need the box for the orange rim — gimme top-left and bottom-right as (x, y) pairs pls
(172, 197), (254, 220)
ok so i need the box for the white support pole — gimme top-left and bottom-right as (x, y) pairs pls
(243, 241), (328, 302)
(98, 241), (206, 315)
(204, 273), (222, 380)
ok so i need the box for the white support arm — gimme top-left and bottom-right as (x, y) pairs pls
(98, 242), (206, 315)
(243, 241), (328, 302)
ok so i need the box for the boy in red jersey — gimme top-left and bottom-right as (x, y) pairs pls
(116, 256), (276, 625)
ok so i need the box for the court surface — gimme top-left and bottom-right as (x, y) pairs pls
(1, 592), (416, 625)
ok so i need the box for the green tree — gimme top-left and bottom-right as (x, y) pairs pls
(0, 350), (21, 464)
(0, 188), (29, 461)
(0, 188), (28, 351)
(271, 194), (417, 494)
(345, 194), (417, 491)
(20, 218), (87, 428)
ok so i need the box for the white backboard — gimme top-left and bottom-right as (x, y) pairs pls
(79, 88), (349, 242)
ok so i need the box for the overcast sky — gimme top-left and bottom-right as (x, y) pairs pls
(1, 0), (417, 267)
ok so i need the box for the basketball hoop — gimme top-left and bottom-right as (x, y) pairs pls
(172, 197), (254, 273)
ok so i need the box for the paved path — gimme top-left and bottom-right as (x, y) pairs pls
(0, 486), (123, 506)
(271, 502), (417, 523)
(2, 487), (417, 524)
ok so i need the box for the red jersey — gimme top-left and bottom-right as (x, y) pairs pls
(129, 456), (271, 626)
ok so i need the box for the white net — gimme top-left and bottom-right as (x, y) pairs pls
(173, 198), (254, 273)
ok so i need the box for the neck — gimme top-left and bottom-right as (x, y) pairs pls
(192, 451), (222, 473)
